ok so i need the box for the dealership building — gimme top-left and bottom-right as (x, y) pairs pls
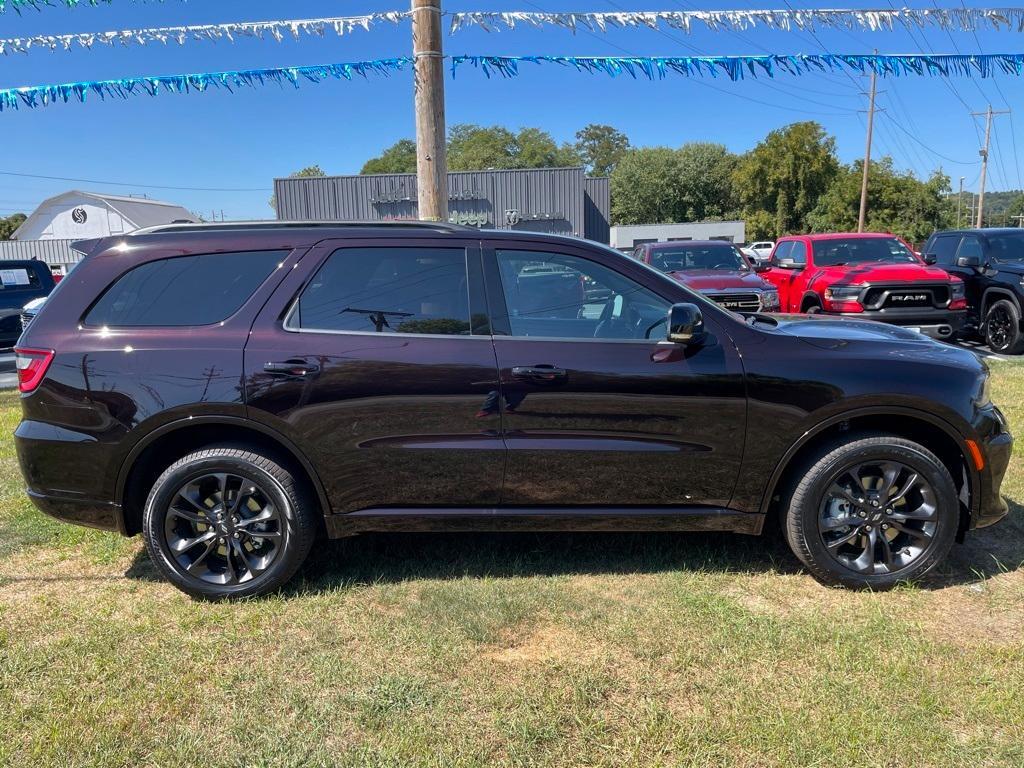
(273, 166), (611, 244)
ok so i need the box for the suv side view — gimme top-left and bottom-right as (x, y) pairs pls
(922, 228), (1024, 354)
(14, 222), (1011, 600)
(762, 233), (967, 339)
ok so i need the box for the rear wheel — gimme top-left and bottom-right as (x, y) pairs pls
(984, 299), (1024, 355)
(142, 446), (318, 600)
(784, 435), (958, 590)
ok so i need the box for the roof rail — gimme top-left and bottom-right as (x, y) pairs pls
(130, 220), (476, 236)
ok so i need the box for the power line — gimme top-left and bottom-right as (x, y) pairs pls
(0, 169), (269, 192)
(877, 112), (976, 165)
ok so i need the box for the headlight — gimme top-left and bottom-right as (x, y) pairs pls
(824, 286), (862, 301)
(952, 282), (965, 301)
(976, 369), (991, 407)
(760, 290), (780, 310)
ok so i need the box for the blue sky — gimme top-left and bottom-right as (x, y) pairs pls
(0, 0), (1021, 219)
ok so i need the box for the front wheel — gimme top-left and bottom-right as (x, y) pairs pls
(142, 446), (318, 600)
(984, 299), (1024, 355)
(784, 436), (958, 590)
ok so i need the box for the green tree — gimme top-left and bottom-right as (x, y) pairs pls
(734, 121), (839, 237)
(446, 124), (580, 171)
(807, 157), (952, 243)
(269, 165), (327, 213)
(0, 213), (26, 240)
(610, 147), (683, 225)
(1007, 193), (1024, 226)
(676, 142), (739, 221)
(575, 124), (630, 176)
(361, 139), (417, 174)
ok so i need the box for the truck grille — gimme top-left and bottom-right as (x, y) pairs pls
(20, 312), (33, 330)
(863, 285), (949, 309)
(706, 292), (761, 311)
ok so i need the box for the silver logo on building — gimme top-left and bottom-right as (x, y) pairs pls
(505, 209), (521, 226)
(71, 207), (87, 224)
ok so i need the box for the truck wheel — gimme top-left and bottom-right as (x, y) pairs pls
(984, 299), (1024, 355)
(784, 435), (958, 590)
(142, 445), (318, 600)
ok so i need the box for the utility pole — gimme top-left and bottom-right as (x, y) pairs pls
(857, 62), (878, 233)
(956, 176), (965, 227)
(412, 0), (448, 222)
(973, 105), (1011, 229)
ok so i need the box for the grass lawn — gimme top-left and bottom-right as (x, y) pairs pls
(1, 366), (1023, 768)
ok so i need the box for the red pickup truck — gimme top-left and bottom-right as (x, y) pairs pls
(762, 233), (967, 340)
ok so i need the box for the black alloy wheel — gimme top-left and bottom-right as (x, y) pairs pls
(984, 299), (1024, 355)
(784, 435), (958, 589)
(143, 446), (318, 600)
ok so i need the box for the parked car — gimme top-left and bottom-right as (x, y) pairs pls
(0, 259), (55, 348)
(921, 228), (1024, 354)
(744, 241), (775, 265)
(20, 296), (47, 332)
(15, 222), (1010, 599)
(632, 240), (780, 312)
(761, 233), (967, 339)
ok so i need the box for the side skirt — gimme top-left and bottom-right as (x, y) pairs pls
(323, 507), (765, 538)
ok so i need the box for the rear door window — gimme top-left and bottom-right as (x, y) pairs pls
(290, 246), (475, 335)
(85, 250), (286, 327)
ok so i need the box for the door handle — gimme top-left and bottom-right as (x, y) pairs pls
(264, 360), (320, 377)
(511, 365), (567, 383)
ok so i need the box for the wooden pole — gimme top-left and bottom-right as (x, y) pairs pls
(857, 64), (877, 233)
(976, 105), (993, 229)
(412, 0), (448, 222)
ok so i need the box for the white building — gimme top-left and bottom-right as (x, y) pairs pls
(8, 190), (196, 274)
(610, 221), (747, 251)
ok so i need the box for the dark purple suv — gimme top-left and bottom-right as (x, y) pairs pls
(14, 222), (1012, 599)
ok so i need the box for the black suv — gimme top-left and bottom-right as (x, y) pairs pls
(14, 222), (1012, 599)
(0, 259), (55, 347)
(922, 228), (1024, 354)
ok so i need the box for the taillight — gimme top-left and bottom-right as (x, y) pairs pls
(14, 347), (54, 393)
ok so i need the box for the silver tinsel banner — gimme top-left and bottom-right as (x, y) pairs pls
(449, 8), (1024, 34)
(0, 0), (173, 12)
(0, 58), (411, 112)
(451, 53), (1024, 80)
(0, 13), (409, 54)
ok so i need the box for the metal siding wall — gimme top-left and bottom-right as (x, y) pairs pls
(583, 177), (610, 244)
(0, 239), (78, 266)
(274, 167), (602, 238)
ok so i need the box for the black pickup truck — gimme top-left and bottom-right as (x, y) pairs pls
(0, 260), (55, 348)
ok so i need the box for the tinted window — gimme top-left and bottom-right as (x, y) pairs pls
(771, 242), (793, 264)
(812, 237), (917, 266)
(957, 236), (983, 261)
(647, 245), (749, 273)
(986, 232), (1024, 261)
(293, 247), (472, 335)
(789, 241), (808, 264)
(929, 235), (961, 266)
(85, 250), (285, 327)
(0, 265), (42, 291)
(495, 249), (670, 340)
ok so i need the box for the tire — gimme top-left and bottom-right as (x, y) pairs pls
(142, 445), (318, 600)
(803, 302), (822, 315)
(983, 299), (1024, 355)
(783, 435), (958, 590)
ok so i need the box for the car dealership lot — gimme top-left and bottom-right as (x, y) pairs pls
(1, 365), (1022, 767)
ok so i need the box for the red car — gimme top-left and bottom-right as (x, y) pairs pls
(632, 240), (780, 312)
(762, 233), (966, 339)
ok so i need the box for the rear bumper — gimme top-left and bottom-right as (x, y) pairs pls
(830, 308), (966, 339)
(25, 489), (124, 533)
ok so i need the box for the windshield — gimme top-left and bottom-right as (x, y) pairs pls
(987, 232), (1024, 261)
(812, 237), (919, 267)
(648, 245), (749, 273)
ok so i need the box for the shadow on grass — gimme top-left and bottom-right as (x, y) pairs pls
(120, 500), (1024, 594)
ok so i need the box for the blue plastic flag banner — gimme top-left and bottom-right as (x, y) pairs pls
(449, 8), (1024, 35)
(0, 58), (412, 111)
(451, 53), (1024, 81)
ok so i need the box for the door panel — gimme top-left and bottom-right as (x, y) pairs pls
(244, 238), (505, 514)
(483, 241), (747, 508)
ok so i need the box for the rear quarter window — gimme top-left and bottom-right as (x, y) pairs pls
(84, 250), (286, 327)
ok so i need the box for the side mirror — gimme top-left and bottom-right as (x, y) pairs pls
(922, 253), (938, 265)
(667, 303), (706, 345)
(752, 261), (771, 273)
(956, 254), (982, 269)
(775, 258), (804, 270)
